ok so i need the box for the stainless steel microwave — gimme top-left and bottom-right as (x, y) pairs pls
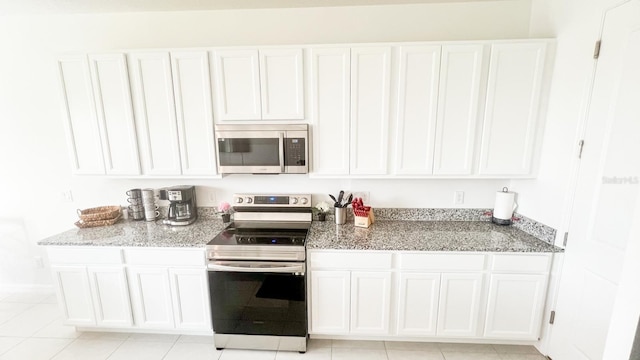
(214, 124), (309, 174)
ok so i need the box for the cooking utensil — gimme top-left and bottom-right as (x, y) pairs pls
(345, 194), (353, 206)
(337, 190), (344, 205)
(329, 194), (338, 207)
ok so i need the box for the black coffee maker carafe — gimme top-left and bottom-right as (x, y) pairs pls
(159, 185), (197, 226)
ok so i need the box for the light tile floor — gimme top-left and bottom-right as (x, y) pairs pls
(0, 293), (547, 360)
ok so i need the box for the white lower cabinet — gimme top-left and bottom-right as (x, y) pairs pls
(436, 273), (484, 337)
(169, 268), (211, 331)
(310, 270), (351, 334)
(350, 271), (391, 335)
(88, 266), (133, 327)
(127, 266), (175, 329)
(397, 272), (440, 336)
(51, 266), (96, 326)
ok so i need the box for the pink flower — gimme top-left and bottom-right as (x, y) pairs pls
(218, 201), (231, 213)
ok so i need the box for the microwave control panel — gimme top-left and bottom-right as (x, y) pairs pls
(285, 138), (306, 166)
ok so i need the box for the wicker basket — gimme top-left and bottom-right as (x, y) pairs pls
(75, 214), (121, 228)
(77, 206), (121, 222)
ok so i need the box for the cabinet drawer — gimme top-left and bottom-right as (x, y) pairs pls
(124, 248), (205, 266)
(399, 253), (486, 271)
(309, 251), (392, 270)
(490, 254), (551, 273)
(47, 247), (123, 265)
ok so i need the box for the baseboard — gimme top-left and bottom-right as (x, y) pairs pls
(0, 284), (54, 295)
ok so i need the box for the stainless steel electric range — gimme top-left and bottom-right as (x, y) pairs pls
(206, 194), (311, 353)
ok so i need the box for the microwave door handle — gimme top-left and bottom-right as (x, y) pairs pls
(278, 132), (285, 172)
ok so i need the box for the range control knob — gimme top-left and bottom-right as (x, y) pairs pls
(291, 197), (299, 204)
(245, 197), (253, 204)
(300, 197), (308, 205)
(235, 197), (243, 204)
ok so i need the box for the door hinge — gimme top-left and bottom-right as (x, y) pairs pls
(563, 232), (569, 247)
(549, 310), (556, 324)
(578, 140), (585, 159)
(594, 40), (601, 59)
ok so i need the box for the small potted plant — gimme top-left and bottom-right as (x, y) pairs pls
(217, 201), (232, 223)
(314, 201), (331, 221)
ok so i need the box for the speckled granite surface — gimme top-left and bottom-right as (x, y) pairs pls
(38, 216), (227, 248)
(512, 212), (557, 244)
(306, 220), (560, 252)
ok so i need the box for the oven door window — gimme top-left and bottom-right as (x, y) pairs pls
(209, 271), (307, 337)
(217, 138), (280, 166)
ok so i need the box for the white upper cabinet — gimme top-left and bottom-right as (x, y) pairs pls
(170, 51), (217, 176)
(394, 45), (441, 175)
(57, 55), (105, 175)
(88, 54), (141, 176)
(350, 46), (391, 175)
(260, 48), (304, 120)
(433, 45), (485, 175)
(310, 47), (351, 176)
(213, 48), (304, 121)
(213, 50), (262, 121)
(478, 42), (547, 175)
(129, 52), (182, 175)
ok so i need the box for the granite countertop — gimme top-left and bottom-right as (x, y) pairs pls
(38, 217), (227, 248)
(306, 220), (560, 252)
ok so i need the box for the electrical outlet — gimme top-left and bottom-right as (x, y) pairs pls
(208, 191), (217, 205)
(351, 191), (370, 204)
(34, 256), (44, 268)
(60, 190), (73, 203)
(454, 191), (465, 205)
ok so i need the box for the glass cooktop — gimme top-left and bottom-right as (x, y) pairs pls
(207, 221), (310, 247)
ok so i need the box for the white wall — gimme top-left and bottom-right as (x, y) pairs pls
(0, 1), (531, 289)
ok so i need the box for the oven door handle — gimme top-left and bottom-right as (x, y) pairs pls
(207, 261), (305, 274)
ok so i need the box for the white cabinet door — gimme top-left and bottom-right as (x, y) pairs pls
(88, 266), (133, 328)
(350, 46), (391, 175)
(310, 270), (350, 334)
(57, 55), (105, 175)
(51, 266), (96, 326)
(213, 50), (261, 120)
(350, 271), (391, 335)
(170, 51), (217, 176)
(483, 273), (548, 340)
(259, 48), (304, 120)
(310, 47), (351, 176)
(169, 268), (212, 331)
(478, 43), (547, 175)
(88, 54), (141, 176)
(129, 52), (182, 175)
(433, 45), (485, 175)
(394, 45), (441, 175)
(437, 272), (484, 337)
(397, 272), (441, 336)
(127, 267), (175, 329)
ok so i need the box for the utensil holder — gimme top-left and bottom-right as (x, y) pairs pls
(335, 207), (347, 225)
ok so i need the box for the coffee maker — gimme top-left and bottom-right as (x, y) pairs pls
(159, 185), (197, 226)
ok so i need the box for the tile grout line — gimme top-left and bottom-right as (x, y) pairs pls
(159, 334), (181, 360)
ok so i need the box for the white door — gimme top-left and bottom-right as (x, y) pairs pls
(350, 271), (391, 335)
(88, 266), (133, 328)
(394, 45), (441, 175)
(549, 2), (640, 359)
(56, 55), (105, 174)
(483, 273), (547, 340)
(310, 270), (350, 334)
(259, 48), (304, 120)
(170, 51), (217, 176)
(433, 45), (485, 175)
(127, 267), (174, 329)
(51, 266), (96, 326)
(350, 46), (391, 175)
(437, 272), (483, 337)
(212, 49), (261, 120)
(478, 42), (547, 176)
(88, 53), (141, 175)
(129, 52), (182, 175)
(310, 47), (351, 176)
(397, 272), (440, 336)
(169, 268), (212, 331)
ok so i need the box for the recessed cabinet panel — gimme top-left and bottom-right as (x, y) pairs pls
(310, 270), (351, 334)
(479, 43), (547, 175)
(437, 272), (484, 337)
(169, 268), (212, 331)
(433, 45), (485, 175)
(310, 47), (351, 175)
(57, 56), (105, 174)
(88, 54), (140, 175)
(395, 45), (441, 175)
(88, 266), (133, 327)
(350, 47), (391, 175)
(170, 51), (217, 175)
(350, 271), (391, 335)
(52, 266), (96, 326)
(213, 50), (262, 120)
(397, 272), (440, 336)
(129, 52), (181, 175)
(127, 267), (175, 329)
(260, 48), (304, 120)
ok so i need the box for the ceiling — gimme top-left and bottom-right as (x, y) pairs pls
(0, 0), (505, 15)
